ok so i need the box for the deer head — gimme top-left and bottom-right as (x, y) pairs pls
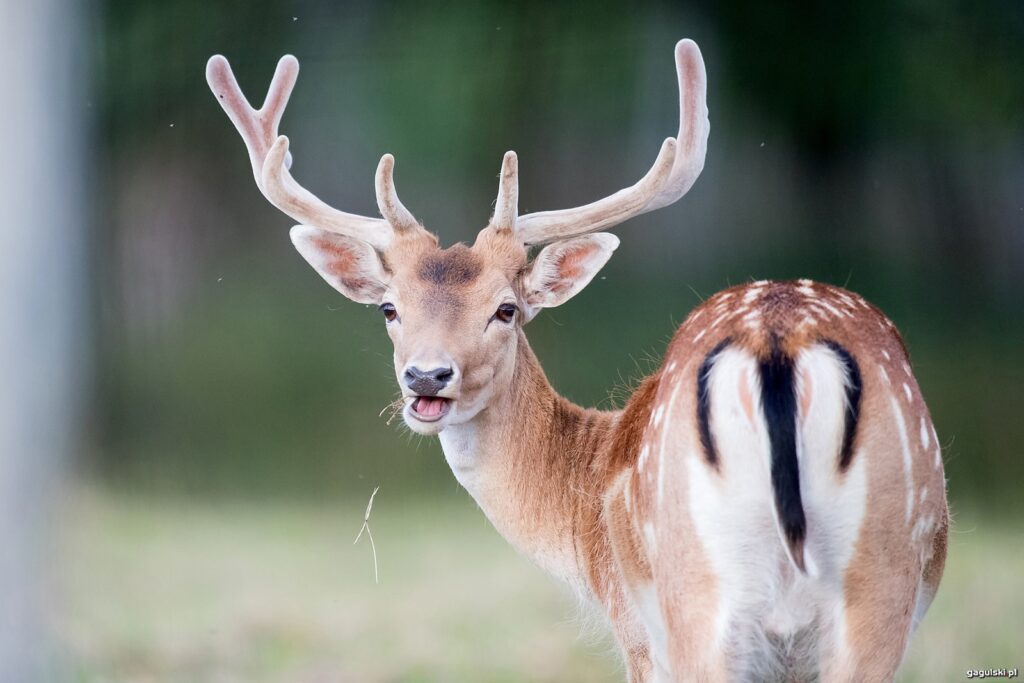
(206, 40), (709, 436)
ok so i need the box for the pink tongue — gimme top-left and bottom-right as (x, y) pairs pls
(415, 397), (447, 417)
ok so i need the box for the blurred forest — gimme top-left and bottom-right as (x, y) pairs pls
(92, 0), (1023, 507)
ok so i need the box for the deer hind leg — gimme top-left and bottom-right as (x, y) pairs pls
(603, 470), (665, 683)
(818, 565), (918, 683)
(819, 503), (948, 683)
(605, 468), (732, 683)
(654, 347), (793, 682)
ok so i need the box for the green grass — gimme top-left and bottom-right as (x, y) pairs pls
(51, 486), (1022, 682)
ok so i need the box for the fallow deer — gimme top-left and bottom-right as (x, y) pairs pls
(207, 39), (948, 682)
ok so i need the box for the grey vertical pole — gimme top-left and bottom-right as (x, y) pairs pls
(0, 0), (86, 678)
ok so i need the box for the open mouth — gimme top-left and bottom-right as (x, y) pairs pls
(409, 396), (452, 422)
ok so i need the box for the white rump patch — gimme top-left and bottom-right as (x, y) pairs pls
(794, 345), (869, 580)
(889, 396), (915, 520)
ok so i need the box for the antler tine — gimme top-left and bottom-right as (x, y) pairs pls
(206, 54), (296, 182)
(513, 39), (709, 246)
(375, 154), (420, 233)
(492, 151), (519, 232)
(647, 39), (710, 210)
(207, 54), (399, 251)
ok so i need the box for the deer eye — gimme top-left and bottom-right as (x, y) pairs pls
(379, 302), (398, 323)
(494, 303), (517, 324)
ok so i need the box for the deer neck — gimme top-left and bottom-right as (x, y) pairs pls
(438, 331), (618, 588)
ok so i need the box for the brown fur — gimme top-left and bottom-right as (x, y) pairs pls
(301, 218), (948, 682)
(214, 45), (944, 680)
(417, 245), (483, 286)
(457, 278), (948, 681)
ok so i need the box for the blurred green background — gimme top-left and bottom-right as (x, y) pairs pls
(55, 0), (1024, 680)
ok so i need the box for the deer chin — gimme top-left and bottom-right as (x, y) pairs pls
(404, 396), (454, 434)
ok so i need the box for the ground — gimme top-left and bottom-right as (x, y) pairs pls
(52, 485), (1022, 682)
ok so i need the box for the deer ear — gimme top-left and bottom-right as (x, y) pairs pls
(520, 233), (619, 321)
(290, 225), (388, 304)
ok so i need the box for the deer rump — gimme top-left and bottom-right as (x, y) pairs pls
(613, 337), (866, 675)
(693, 337), (862, 579)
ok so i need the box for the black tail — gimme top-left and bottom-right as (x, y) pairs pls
(759, 338), (807, 573)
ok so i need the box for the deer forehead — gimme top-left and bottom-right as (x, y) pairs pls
(416, 245), (484, 286)
(385, 240), (523, 316)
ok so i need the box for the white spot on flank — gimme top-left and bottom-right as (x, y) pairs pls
(817, 300), (848, 318)
(656, 383), (683, 509)
(889, 396), (915, 521)
(666, 360), (677, 373)
(920, 486), (928, 504)
(743, 288), (761, 303)
(691, 309), (705, 322)
(638, 444), (650, 472)
(798, 278), (813, 286)
(879, 367), (891, 386)
(653, 405), (665, 427)
(911, 515), (927, 543)
(835, 292), (857, 308)
(800, 315), (816, 328)
(920, 417), (930, 450)
(903, 382), (913, 402)
(913, 513), (936, 544)
(643, 521), (657, 554)
(882, 349), (891, 361)
(798, 285), (815, 297)
(902, 361), (912, 376)
(694, 328), (708, 343)
(934, 445), (942, 469)
(753, 279), (769, 286)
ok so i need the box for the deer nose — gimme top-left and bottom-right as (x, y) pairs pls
(404, 365), (455, 396)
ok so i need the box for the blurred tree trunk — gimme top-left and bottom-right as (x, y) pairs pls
(0, 0), (86, 678)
